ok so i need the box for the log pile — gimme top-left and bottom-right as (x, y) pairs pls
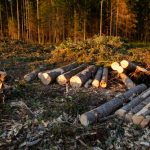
(111, 60), (148, 89)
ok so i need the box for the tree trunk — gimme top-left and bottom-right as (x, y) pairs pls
(119, 73), (136, 89)
(37, 0), (40, 44)
(115, 88), (150, 118)
(17, 0), (20, 39)
(70, 65), (97, 88)
(84, 79), (92, 88)
(120, 60), (148, 73)
(100, 67), (108, 88)
(100, 0), (104, 36)
(0, 71), (7, 82)
(92, 67), (103, 88)
(80, 84), (147, 126)
(39, 62), (78, 85)
(111, 62), (124, 73)
(57, 64), (86, 86)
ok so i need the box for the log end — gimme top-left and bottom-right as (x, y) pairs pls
(120, 60), (129, 69)
(39, 73), (51, 85)
(115, 109), (126, 117)
(24, 75), (31, 82)
(140, 117), (150, 128)
(92, 80), (99, 88)
(57, 75), (67, 86)
(111, 62), (120, 70)
(70, 76), (82, 88)
(117, 66), (124, 73)
(132, 115), (144, 125)
(79, 114), (90, 126)
(125, 113), (133, 122)
(100, 81), (107, 88)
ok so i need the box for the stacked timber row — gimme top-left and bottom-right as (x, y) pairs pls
(111, 60), (148, 89)
(115, 87), (150, 128)
(80, 84), (147, 126)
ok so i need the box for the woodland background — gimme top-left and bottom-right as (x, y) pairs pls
(0, 0), (150, 44)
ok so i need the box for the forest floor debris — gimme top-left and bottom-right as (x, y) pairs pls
(0, 37), (150, 149)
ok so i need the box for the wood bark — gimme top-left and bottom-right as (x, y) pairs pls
(119, 73), (136, 89)
(57, 64), (86, 86)
(39, 62), (78, 85)
(84, 79), (92, 88)
(100, 67), (108, 88)
(120, 60), (148, 73)
(0, 71), (7, 82)
(115, 87), (150, 117)
(80, 84), (147, 126)
(70, 65), (97, 88)
(111, 62), (123, 73)
(92, 67), (103, 88)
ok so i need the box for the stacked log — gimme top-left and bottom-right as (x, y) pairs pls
(24, 65), (46, 82)
(70, 65), (97, 88)
(100, 67), (108, 88)
(111, 62), (124, 73)
(39, 62), (78, 85)
(120, 60), (148, 73)
(115, 88), (150, 118)
(79, 84), (147, 126)
(119, 73), (136, 89)
(92, 67), (103, 88)
(84, 79), (93, 88)
(57, 64), (86, 86)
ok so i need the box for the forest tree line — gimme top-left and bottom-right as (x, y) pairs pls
(0, 0), (149, 44)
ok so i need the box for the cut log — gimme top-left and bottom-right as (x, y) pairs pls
(115, 87), (150, 117)
(70, 65), (97, 88)
(80, 84), (147, 126)
(92, 67), (103, 88)
(39, 62), (78, 85)
(119, 73), (136, 89)
(132, 104), (150, 125)
(57, 64), (86, 86)
(125, 97), (150, 122)
(0, 82), (3, 89)
(84, 79), (92, 88)
(100, 67), (108, 88)
(120, 60), (148, 73)
(111, 62), (124, 73)
(24, 65), (45, 82)
(0, 71), (7, 82)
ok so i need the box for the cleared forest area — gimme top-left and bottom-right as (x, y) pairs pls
(0, 37), (150, 149)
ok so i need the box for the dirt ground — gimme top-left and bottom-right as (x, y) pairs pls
(0, 39), (150, 150)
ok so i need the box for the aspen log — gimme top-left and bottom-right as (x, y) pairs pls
(39, 62), (78, 85)
(70, 65), (97, 88)
(132, 108), (150, 125)
(24, 65), (46, 82)
(119, 73), (136, 89)
(120, 60), (148, 73)
(115, 87), (150, 117)
(57, 64), (86, 85)
(80, 84), (147, 126)
(84, 79), (92, 88)
(111, 62), (124, 73)
(100, 67), (108, 88)
(92, 67), (103, 88)
(0, 71), (7, 82)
